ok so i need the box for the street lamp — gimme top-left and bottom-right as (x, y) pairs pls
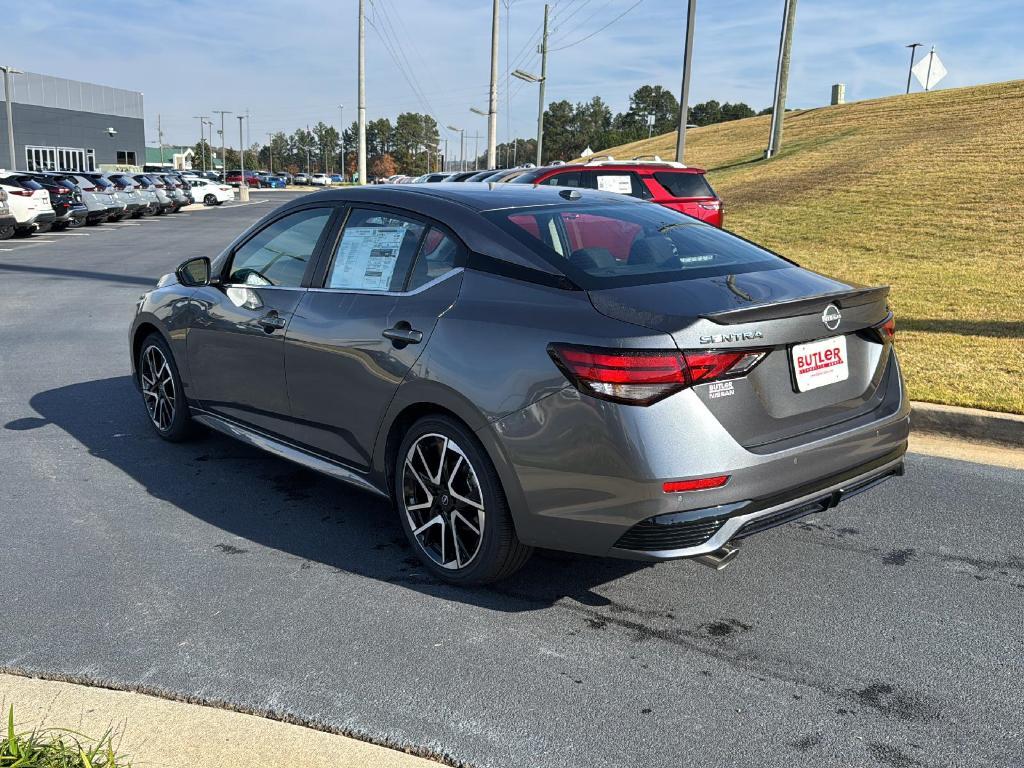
(338, 104), (345, 180)
(511, 68), (546, 166)
(1, 65), (24, 170)
(446, 125), (465, 171)
(905, 43), (923, 94)
(469, 107), (489, 166)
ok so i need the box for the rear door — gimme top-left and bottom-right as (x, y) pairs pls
(283, 206), (464, 468)
(187, 205), (337, 436)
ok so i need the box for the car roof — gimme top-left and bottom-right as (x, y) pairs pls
(538, 162), (707, 175)
(296, 180), (644, 213)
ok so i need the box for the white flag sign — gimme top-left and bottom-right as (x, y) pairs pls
(912, 50), (947, 90)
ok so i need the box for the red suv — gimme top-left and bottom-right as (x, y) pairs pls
(506, 157), (723, 227)
(225, 171), (262, 189)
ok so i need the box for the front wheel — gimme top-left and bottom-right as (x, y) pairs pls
(137, 333), (196, 442)
(0, 224), (14, 240)
(396, 416), (532, 584)
(204, 194), (217, 206)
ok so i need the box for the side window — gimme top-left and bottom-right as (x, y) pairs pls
(540, 171), (582, 188)
(325, 208), (425, 292)
(407, 228), (462, 291)
(227, 207), (332, 287)
(582, 171), (651, 199)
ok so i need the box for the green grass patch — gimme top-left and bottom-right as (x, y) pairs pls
(1, 706), (129, 768)
(596, 80), (1024, 414)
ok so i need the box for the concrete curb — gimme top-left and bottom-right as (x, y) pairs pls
(911, 401), (1024, 447)
(0, 672), (443, 768)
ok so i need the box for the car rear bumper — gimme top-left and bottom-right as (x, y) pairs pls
(485, 352), (911, 558)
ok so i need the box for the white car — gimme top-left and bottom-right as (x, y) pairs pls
(309, 173), (330, 186)
(0, 173), (56, 235)
(188, 178), (235, 206)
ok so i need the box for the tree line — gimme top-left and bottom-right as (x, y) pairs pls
(189, 84), (761, 177)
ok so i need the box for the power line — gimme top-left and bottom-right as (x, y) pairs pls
(548, 0), (643, 51)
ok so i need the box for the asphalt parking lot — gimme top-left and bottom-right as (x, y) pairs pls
(1, 189), (1022, 768)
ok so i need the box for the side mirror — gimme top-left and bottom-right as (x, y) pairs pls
(176, 256), (217, 287)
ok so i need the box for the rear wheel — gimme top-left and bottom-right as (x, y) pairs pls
(137, 333), (196, 442)
(0, 224), (14, 240)
(204, 193), (217, 206)
(51, 221), (67, 232)
(396, 415), (532, 584)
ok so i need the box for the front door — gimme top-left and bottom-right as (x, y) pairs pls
(284, 207), (464, 468)
(187, 205), (336, 436)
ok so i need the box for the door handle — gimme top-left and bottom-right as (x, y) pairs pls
(382, 323), (423, 346)
(258, 312), (287, 332)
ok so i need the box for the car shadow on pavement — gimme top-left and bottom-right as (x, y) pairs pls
(13, 376), (651, 612)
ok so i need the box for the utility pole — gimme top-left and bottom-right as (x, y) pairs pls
(765, 0), (798, 159)
(358, 0), (367, 184)
(245, 108), (251, 150)
(194, 115), (209, 172)
(1, 65), (23, 171)
(487, 0), (499, 167)
(237, 114), (249, 200)
(213, 110), (231, 177)
(905, 43), (923, 94)
(537, 4), (549, 165)
(923, 45), (936, 91)
(675, 0), (696, 163)
(447, 126), (465, 171)
(266, 132), (274, 174)
(474, 132), (480, 169)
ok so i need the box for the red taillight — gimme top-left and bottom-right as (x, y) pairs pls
(663, 475), (729, 493)
(548, 344), (765, 405)
(874, 312), (896, 342)
(155, 183), (165, 188)
(697, 200), (721, 211)
(219, 186), (230, 191)
(56, 187), (71, 194)
(8, 188), (33, 197)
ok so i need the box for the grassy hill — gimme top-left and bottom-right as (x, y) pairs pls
(594, 80), (1024, 414)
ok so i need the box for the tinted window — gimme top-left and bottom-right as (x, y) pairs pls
(539, 171), (583, 188)
(228, 207), (332, 287)
(487, 203), (787, 288)
(407, 228), (461, 291)
(581, 171), (650, 199)
(325, 209), (425, 291)
(652, 171), (714, 198)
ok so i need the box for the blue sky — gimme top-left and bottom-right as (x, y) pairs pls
(4, 0), (1022, 150)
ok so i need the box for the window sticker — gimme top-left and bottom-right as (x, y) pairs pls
(596, 175), (633, 195)
(330, 226), (407, 290)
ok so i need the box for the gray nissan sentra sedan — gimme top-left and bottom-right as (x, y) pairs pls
(129, 183), (909, 584)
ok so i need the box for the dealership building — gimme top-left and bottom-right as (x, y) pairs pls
(0, 70), (145, 173)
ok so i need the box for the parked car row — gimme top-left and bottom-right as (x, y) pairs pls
(387, 156), (724, 227)
(0, 169), (235, 239)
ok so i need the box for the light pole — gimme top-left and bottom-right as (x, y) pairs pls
(237, 114), (249, 201)
(512, 65), (546, 166)
(905, 43), (923, 94)
(193, 115), (209, 172)
(1, 65), (23, 170)
(266, 132), (274, 174)
(213, 110), (231, 179)
(357, 0), (367, 184)
(470, 107), (490, 166)
(447, 126), (464, 171)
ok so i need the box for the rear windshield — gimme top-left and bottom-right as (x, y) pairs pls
(652, 171), (714, 199)
(485, 202), (788, 288)
(3, 176), (43, 190)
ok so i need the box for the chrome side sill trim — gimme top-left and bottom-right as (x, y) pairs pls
(191, 410), (388, 498)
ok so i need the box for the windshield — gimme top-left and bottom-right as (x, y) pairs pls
(485, 202), (790, 288)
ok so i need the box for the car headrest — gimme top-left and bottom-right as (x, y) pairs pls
(570, 247), (617, 272)
(629, 235), (676, 266)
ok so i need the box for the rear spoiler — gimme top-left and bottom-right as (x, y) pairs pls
(702, 285), (890, 325)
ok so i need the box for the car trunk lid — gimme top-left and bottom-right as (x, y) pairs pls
(587, 267), (896, 448)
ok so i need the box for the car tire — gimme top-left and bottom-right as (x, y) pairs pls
(0, 224), (14, 240)
(14, 227), (34, 237)
(67, 217), (85, 229)
(395, 415), (532, 585)
(204, 194), (217, 206)
(137, 333), (196, 442)
(49, 221), (66, 232)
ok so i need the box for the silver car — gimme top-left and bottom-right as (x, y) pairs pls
(129, 183), (909, 584)
(70, 174), (120, 225)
